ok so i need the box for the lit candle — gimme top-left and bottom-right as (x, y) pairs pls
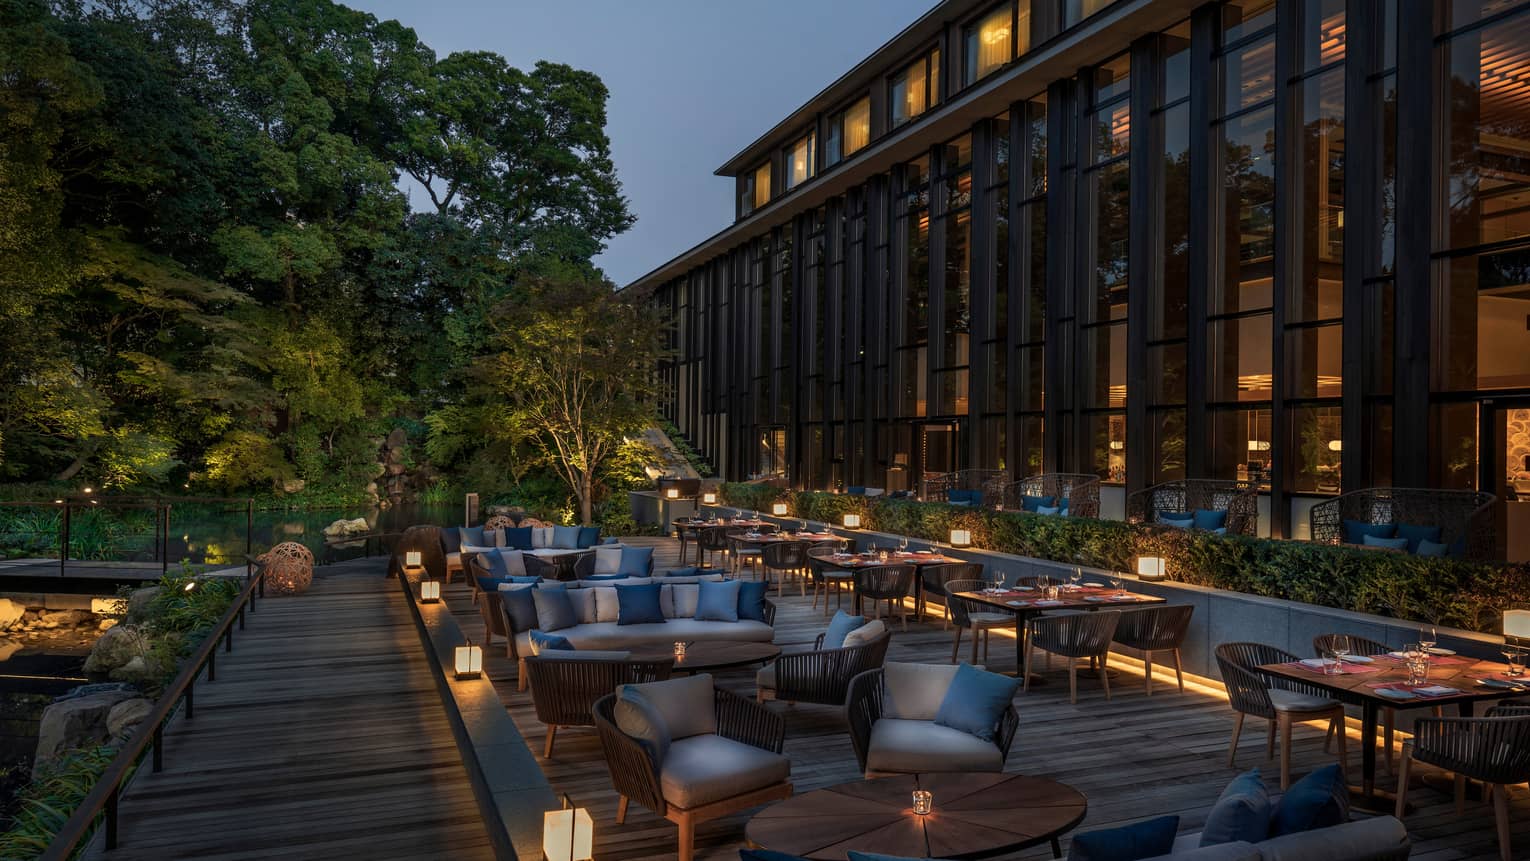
(912, 790), (933, 815)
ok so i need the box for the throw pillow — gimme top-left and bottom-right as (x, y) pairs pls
(933, 663), (1020, 742)
(496, 584), (538, 631)
(665, 566), (702, 577)
(619, 545), (655, 576)
(501, 526), (534, 550)
(494, 549), (528, 577)
(1157, 513), (1194, 528)
(460, 525), (487, 547)
(485, 528), (506, 548)
(460, 543), (497, 558)
(585, 573), (633, 582)
(847, 486), (866, 496)
(440, 528), (463, 553)
(613, 685), (672, 766)
(842, 619), (886, 648)
(847, 854), (943, 861)
(1036, 505), (1061, 515)
(1270, 764), (1348, 836)
(695, 579), (742, 622)
(1362, 534), (1410, 551)
(552, 525), (581, 550)
(1021, 494), (1055, 512)
(528, 629), (574, 654)
(594, 544), (623, 574)
(1192, 509), (1228, 531)
(1416, 539), (1449, 557)
(1067, 815), (1180, 861)
(1341, 519), (1396, 545)
(531, 586), (579, 633)
(576, 526), (602, 549)
(1200, 769), (1271, 847)
(623, 674), (716, 738)
(616, 583), (666, 625)
(742, 849), (813, 861)
(531, 526), (554, 549)
(882, 661), (962, 721)
(473, 549), (509, 578)
(737, 580), (770, 622)
(824, 609), (866, 649)
(1395, 523), (1442, 554)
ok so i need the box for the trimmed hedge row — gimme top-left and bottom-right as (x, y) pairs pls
(718, 484), (1530, 634)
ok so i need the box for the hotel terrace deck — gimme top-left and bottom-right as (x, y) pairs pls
(447, 536), (1525, 861)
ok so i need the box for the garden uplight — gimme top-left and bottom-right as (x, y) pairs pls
(419, 578), (441, 603)
(405, 551), (422, 568)
(1135, 556), (1167, 582)
(772, 502), (788, 516)
(543, 799), (594, 861)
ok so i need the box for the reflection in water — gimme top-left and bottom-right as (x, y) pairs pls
(164, 504), (463, 565)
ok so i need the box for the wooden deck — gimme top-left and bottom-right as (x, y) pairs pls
(447, 536), (1525, 861)
(84, 559), (497, 861)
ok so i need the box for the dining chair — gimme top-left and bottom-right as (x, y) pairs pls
(762, 540), (811, 597)
(1395, 713), (1530, 861)
(1112, 604), (1194, 695)
(853, 565), (916, 631)
(675, 522), (693, 566)
(726, 529), (764, 578)
(1026, 610), (1122, 705)
(1312, 633), (1441, 775)
(806, 547), (856, 614)
(919, 562), (983, 628)
(944, 579), (1017, 666)
(1214, 642), (1349, 790)
(695, 526), (731, 569)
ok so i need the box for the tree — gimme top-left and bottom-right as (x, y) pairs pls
(482, 278), (664, 524)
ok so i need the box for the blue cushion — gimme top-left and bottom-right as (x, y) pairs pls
(933, 663), (1020, 742)
(1342, 519), (1396, 544)
(461, 525), (487, 546)
(695, 579), (742, 622)
(619, 545), (655, 577)
(602, 536), (621, 545)
(529, 629), (574, 652)
(479, 551), (509, 578)
(847, 486), (866, 496)
(1395, 523), (1442, 554)
(737, 580), (770, 622)
(741, 851), (812, 861)
(1060, 498), (1071, 514)
(577, 526), (602, 549)
(531, 586), (578, 633)
(947, 489), (974, 506)
(476, 575), (516, 593)
(1068, 815), (1180, 861)
(846, 854), (935, 861)
(616, 583), (665, 625)
(1270, 763), (1348, 836)
(498, 586), (538, 631)
(1200, 769), (1270, 846)
(1158, 513), (1194, 528)
(552, 525), (581, 550)
(1021, 494), (1056, 512)
(586, 573), (633, 581)
(824, 610), (865, 649)
(1417, 539), (1449, 557)
(501, 526), (533, 550)
(1363, 534), (1410, 551)
(664, 567), (702, 577)
(1036, 505), (1061, 515)
(1192, 509), (1228, 531)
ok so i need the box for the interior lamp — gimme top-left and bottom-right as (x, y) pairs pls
(702, 490), (718, 505)
(419, 578), (441, 604)
(772, 501), (789, 516)
(665, 487), (680, 499)
(843, 513), (862, 529)
(1505, 609), (1530, 645)
(949, 528), (972, 548)
(454, 638), (483, 680)
(1136, 556), (1167, 582)
(543, 797), (594, 861)
(405, 550), (422, 569)
(1327, 439), (1343, 452)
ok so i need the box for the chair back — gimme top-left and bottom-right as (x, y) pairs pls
(697, 526), (732, 552)
(762, 540), (810, 570)
(1412, 715), (1530, 785)
(480, 590), (509, 638)
(1214, 649), (1278, 721)
(1113, 605), (1195, 652)
(525, 656), (673, 728)
(1488, 702), (1530, 717)
(921, 562), (983, 599)
(1312, 633), (1391, 658)
(942, 579), (991, 628)
(592, 694), (667, 811)
(1031, 610), (1121, 658)
(854, 565), (915, 600)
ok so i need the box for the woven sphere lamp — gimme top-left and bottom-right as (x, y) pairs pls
(264, 541), (314, 595)
(484, 514), (518, 532)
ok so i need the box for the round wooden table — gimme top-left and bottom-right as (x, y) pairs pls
(746, 772), (1087, 860)
(629, 640), (781, 675)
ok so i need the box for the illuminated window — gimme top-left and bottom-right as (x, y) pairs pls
(891, 48), (941, 128)
(752, 162), (771, 211)
(826, 97), (871, 166)
(964, 4), (1020, 85)
(1065, 0), (1116, 27)
(783, 132), (815, 191)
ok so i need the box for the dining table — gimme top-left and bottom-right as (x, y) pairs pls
(812, 550), (968, 617)
(672, 518), (771, 564)
(1259, 651), (1527, 812)
(954, 584), (1166, 680)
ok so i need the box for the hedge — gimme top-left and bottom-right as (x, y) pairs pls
(718, 484), (1530, 634)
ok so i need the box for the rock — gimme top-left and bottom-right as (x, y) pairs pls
(98, 619), (117, 632)
(386, 427), (407, 448)
(83, 625), (149, 675)
(385, 462), (406, 476)
(0, 598), (24, 630)
(34, 689), (138, 771)
(106, 697), (154, 738)
(281, 478), (306, 494)
(0, 640), (22, 661)
(20, 610), (39, 623)
(41, 609), (90, 627)
(364, 482), (378, 495)
(109, 656), (151, 683)
(322, 517), (371, 538)
(124, 586), (161, 625)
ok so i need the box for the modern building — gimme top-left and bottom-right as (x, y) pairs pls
(624, 0), (1530, 551)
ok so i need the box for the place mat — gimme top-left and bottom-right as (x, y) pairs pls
(1365, 681), (1464, 698)
(1286, 660), (1382, 676)
(1474, 677), (1530, 691)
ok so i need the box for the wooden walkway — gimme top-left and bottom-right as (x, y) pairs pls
(84, 559), (497, 861)
(447, 536), (1525, 861)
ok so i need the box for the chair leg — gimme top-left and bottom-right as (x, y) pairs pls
(1456, 774), (1468, 817)
(1332, 710), (1348, 779)
(951, 628), (963, 664)
(1050, 836), (1063, 859)
(1143, 650), (1154, 696)
(1228, 712), (1245, 767)
(1279, 713), (1293, 790)
(617, 795), (630, 825)
(1099, 653), (1111, 701)
(971, 626), (981, 664)
(1493, 782), (1512, 861)
(1068, 661), (1078, 705)
(677, 817), (695, 861)
(543, 726), (557, 758)
(518, 659), (528, 692)
(1382, 707), (1395, 775)
(1395, 746), (1413, 821)
(1173, 649), (1185, 693)
(1266, 720), (1277, 762)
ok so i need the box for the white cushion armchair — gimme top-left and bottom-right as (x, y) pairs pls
(845, 661), (1019, 777)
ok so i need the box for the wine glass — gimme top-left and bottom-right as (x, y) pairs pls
(899, 537), (909, 553)
(990, 571), (1004, 594)
(1330, 635), (1351, 671)
(1070, 566), (1082, 591)
(1503, 645), (1525, 678)
(1109, 573), (1124, 596)
(1419, 626), (1437, 654)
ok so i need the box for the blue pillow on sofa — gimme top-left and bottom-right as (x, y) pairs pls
(577, 526), (602, 549)
(496, 585), (538, 631)
(1342, 519), (1395, 545)
(665, 566), (702, 577)
(616, 583), (665, 625)
(529, 629), (574, 653)
(1036, 505), (1062, 515)
(1021, 494), (1056, 512)
(1271, 763), (1348, 836)
(737, 580), (770, 622)
(933, 663), (1019, 742)
(1363, 534), (1410, 551)
(552, 525), (581, 549)
(1395, 523), (1442, 554)
(440, 528), (463, 553)
(1200, 769), (1270, 846)
(1069, 815), (1180, 861)
(619, 545), (654, 576)
(740, 851), (811, 861)
(1192, 509), (1227, 531)
(531, 586), (578, 633)
(1158, 513), (1194, 528)
(695, 579), (742, 622)
(1416, 539), (1449, 557)
(824, 610), (865, 648)
(461, 525), (487, 546)
(501, 526), (533, 550)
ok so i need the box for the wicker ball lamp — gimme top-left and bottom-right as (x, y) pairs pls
(264, 541), (314, 595)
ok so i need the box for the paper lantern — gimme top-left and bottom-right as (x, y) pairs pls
(702, 490), (718, 505)
(420, 579), (441, 603)
(1135, 556), (1167, 582)
(772, 501), (789, 516)
(543, 803), (594, 861)
(405, 550), (422, 568)
(454, 639), (483, 680)
(949, 529), (971, 548)
(843, 513), (862, 529)
(1505, 609), (1530, 643)
(665, 487), (680, 499)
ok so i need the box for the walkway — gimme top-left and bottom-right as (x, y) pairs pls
(83, 559), (497, 860)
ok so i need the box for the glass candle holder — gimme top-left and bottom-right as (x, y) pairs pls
(911, 790), (933, 816)
(673, 642), (687, 659)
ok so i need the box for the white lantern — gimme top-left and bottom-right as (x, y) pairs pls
(1136, 556), (1167, 582)
(454, 639), (483, 680)
(949, 529), (971, 548)
(420, 579), (441, 603)
(665, 487), (680, 499)
(843, 513), (862, 529)
(405, 550), (422, 568)
(702, 490), (718, 505)
(1505, 609), (1530, 643)
(543, 803), (594, 861)
(772, 501), (789, 516)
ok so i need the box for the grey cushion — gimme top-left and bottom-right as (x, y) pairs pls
(532, 587), (579, 632)
(624, 674), (716, 739)
(533, 649), (631, 661)
(1140, 843), (1260, 861)
(882, 661), (961, 721)
(614, 685), (671, 765)
(594, 544), (623, 574)
(1257, 816), (1410, 861)
(446, 550), (462, 569)
(865, 718), (1003, 774)
(1268, 689), (1340, 712)
(659, 734), (790, 809)
(843, 620), (886, 648)
(548, 619), (775, 651)
(971, 612), (1013, 626)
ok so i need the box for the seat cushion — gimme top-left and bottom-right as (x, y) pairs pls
(865, 719), (1003, 773)
(1342, 519), (1395, 545)
(659, 733), (791, 809)
(1192, 509), (1228, 531)
(1021, 494), (1055, 512)
(625, 675), (716, 739)
(1140, 843), (1260, 861)
(1158, 513), (1193, 528)
(934, 663), (1018, 742)
(1199, 769), (1269, 847)
(971, 612), (1013, 626)
(445, 550), (462, 571)
(696, 579), (742, 622)
(1416, 539), (1449, 557)
(1269, 764), (1348, 836)
(1068, 815), (1179, 861)
(617, 583), (666, 626)
(1394, 523), (1441, 554)
(1268, 688), (1339, 713)
(556, 619), (776, 651)
(882, 661), (960, 721)
(825, 610), (866, 649)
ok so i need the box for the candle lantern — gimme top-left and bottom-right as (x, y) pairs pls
(949, 528), (971, 548)
(454, 639), (483, 679)
(911, 790), (933, 815)
(543, 798), (594, 861)
(843, 513), (862, 529)
(674, 641), (687, 659)
(1135, 556), (1167, 582)
(420, 578), (441, 603)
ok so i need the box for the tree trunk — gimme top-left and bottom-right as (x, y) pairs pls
(579, 473), (594, 526)
(55, 453), (89, 482)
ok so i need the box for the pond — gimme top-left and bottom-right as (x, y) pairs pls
(165, 503), (465, 566)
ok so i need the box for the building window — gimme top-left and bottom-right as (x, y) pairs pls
(783, 132), (816, 191)
(750, 162), (771, 212)
(964, 3), (1017, 86)
(1065, 0), (1116, 28)
(891, 48), (941, 128)
(826, 97), (871, 166)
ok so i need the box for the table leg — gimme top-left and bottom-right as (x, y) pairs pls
(1350, 700), (1407, 813)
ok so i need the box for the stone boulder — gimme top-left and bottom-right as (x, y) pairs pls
(123, 586), (162, 626)
(109, 656), (154, 685)
(322, 517), (371, 538)
(0, 639), (22, 661)
(41, 609), (92, 627)
(0, 598), (24, 630)
(106, 697), (154, 738)
(34, 689), (139, 772)
(83, 625), (149, 675)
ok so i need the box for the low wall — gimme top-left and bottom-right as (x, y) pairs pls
(629, 491), (696, 528)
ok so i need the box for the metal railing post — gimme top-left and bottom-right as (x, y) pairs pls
(60, 503), (70, 578)
(185, 683), (194, 720)
(152, 725), (163, 772)
(207, 650), (215, 682)
(105, 789), (118, 849)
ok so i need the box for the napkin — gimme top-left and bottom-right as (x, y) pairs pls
(1477, 678), (1528, 690)
(1374, 688), (1417, 701)
(1413, 685), (1461, 697)
(1035, 599), (1064, 607)
(1300, 658), (1336, 669)
(1342, 654), (1374, 663)
(1084, 596), (1107, 602)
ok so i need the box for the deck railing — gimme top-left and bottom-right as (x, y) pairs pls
(38, 560), (266, 860)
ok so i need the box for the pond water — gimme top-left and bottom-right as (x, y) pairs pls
(164, 503), (464, 566)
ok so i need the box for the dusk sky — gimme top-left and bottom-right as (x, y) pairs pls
(349, 0), (936, 286)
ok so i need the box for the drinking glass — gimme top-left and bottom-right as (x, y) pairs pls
(1070, 566), (1082, 590)
(990, 572), (1004, 594)
(1419, 626), (1437, 653)
(1330, 635), (1351, 671)
(1109, 574), (1124, 596)
(1406, 654), (1431, 686)
(1504, 645), (1525, 678)
(899, 537), (909, 553)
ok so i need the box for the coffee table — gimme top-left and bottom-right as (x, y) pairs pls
(629, 640), (781, 675)
(746, 772), (1087, 860)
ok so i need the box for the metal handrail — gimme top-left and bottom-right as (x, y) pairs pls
(0, 497), (254, 577)
(38, 561), (267, 860)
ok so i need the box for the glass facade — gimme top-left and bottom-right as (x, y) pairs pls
(892, 48), (941, 128)
(827, 97), (871, 166)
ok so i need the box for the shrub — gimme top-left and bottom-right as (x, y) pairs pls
(0, 745), (119, 859)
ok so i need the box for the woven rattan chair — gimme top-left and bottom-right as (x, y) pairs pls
(845, 667), (1020, 776)
(1313, 633), (1442, 774)
(1396, 714), (1530, 861)
(919, 562), (984, 628)
(757, 630), (892, 705)
(674, 521), (695, 565)
(593, 687), (790, 861)
(1004, 473), (1103, 518)
(1126, 479), (1259, 535)
(1112, 605), (1194, 695)
(1215, 642), (1349, 789)
(763, 540), (811, 597)
(1310, 486), (1496, 560)
(572, 551), (596, 580)
(806, 547), (856, 615)
(854, 565), (916, 631)
(725, 529), (764, 578)
(693, 526), (731, 569)
(1025, 610), (1122, 704)
(945, 578), (1017, 666)
(524, 654), (673, 757)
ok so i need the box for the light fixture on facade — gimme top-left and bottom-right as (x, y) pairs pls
(772, 501), (789, 516)
(701, 490), (718, 505)
(454, 638), (483, 680)
(1328, 439), (1343, 452)
(665, 487), (680, 500)
(420, 577), (441, 604)
(543, 797), (594, 861)
(843, 513), (862, 529)
(1135, 556), (1167, 582)
(949, 529), (971, 548)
